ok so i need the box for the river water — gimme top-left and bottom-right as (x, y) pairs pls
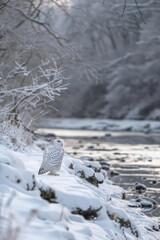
(38, 128), (160, 223)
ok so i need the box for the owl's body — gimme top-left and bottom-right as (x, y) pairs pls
(38, 138), (64, 175)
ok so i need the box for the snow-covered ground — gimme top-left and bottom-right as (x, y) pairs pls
(0, 136), (160, 240)
(38, 118), (160, 133)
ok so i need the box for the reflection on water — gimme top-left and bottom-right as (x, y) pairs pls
(37, 128), (160, 222)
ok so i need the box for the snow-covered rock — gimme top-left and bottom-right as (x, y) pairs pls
(95, 172), (104, 183)
(83, 160), (101, 172)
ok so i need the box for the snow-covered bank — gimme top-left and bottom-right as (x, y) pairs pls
(37, 118), (160, 133)
(0, 138), (160, 240)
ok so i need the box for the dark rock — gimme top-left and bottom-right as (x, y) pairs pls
(101, 165), (110, 171)
(152, 180), (157, 184)
(79, 145), (84, 148)
(100, 162), (109, 166)
(92, 136), (98, 139)
(105, 133), (111, 137)
(88, 145), (94, 149)
(142, 177), (147, 180)
(110, 170), (119, 177)
(80, 156), (94, 161)
(114, 152), (121, 155)
(125, 127), (132, 131)
(135, 183), (147, 193)
(120, 158), (126, 162)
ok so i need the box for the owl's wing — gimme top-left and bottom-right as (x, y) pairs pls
(38, 148), (64, 175)
(48, 148), (64, 166)
(38, 149), (51, 175)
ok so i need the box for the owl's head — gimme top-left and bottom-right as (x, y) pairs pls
(52, 137), (64, 148)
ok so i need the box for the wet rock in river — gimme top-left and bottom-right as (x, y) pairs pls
(105, 133), (112, 137)
(88, 145), (94, 149)
(135, 183), (147, 193)
(97, 157), (110, 165)
(115, 157), (126, 162)
(120, 158), (126, 162)
(151, 180), (157, 185)
(114, 152), (121, 155)
(97, 159), (110, 171)
(125, 127), (132, 131)
(92, 136), (98, 139)
(101, 164), (110, 171)
(144, 146), (149, 149)
(129, 197), (152, 209)
(129, 196), (158, 212)
(80, 156), (94, 161)
(142, 177), (147, 180)
(110, 170), (119, 177)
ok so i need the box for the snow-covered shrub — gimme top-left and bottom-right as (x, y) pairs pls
(0, 59), (67, 148)
(39, 187), (57, 203)
(107, 210), (139, 238)
(0, 122), (32, 150)
(73, 163), (105, 186)
(69, 157), (106, 186)
(72, 206), (102, 220)
(74, 164), (99, 186)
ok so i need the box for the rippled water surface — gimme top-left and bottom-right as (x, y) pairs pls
(37, 128), (160, 222)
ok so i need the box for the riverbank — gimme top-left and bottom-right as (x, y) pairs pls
(0, 133), (160, 240)
(38, 118), (160, 133)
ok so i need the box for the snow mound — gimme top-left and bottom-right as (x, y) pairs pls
(0, 150), (36, 191)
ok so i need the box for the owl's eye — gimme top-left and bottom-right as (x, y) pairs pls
(57, 140), (60, 142)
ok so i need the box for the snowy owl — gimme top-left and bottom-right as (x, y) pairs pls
(38, 137), (64, 175)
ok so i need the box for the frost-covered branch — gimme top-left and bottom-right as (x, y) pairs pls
(0, 59), (67, 143)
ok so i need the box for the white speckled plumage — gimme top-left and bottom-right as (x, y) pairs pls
(38, 137), (64, 175)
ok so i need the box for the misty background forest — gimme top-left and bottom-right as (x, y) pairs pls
(0, 0), (160, 129)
